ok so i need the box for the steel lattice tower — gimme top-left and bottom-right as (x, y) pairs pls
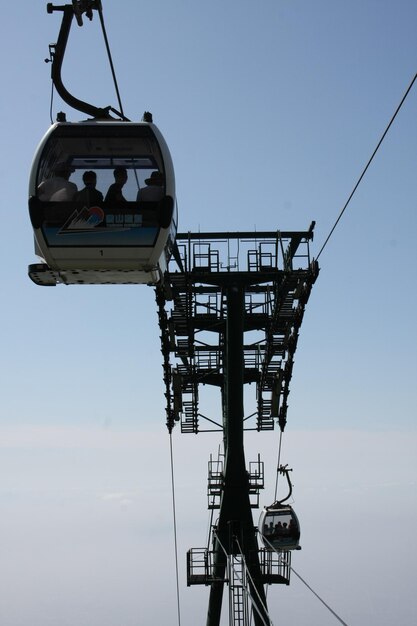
(156, 227), (319, 626)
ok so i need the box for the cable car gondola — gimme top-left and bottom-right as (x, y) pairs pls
(28, 117), (177, 285)
(259, 465), (301, 551)
(28, 1), (177, 286)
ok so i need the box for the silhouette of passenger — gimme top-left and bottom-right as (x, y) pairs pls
(289, 518), (298, 538)
(138, 170), (164, 202)
(74, 171), (103, 207)
(38, 162), (77, 201)
(105, 167), (128, 203)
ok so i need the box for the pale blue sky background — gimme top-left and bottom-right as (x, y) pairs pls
(1, 1), (416, 624)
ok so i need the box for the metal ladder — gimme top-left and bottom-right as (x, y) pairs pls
(228, 554), (248, 626)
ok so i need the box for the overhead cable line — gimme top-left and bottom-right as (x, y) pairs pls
(49, 78), (55, 124)
(96, 2), (126, 119)
(169, 433), (182, 626)
(213, 532), (273, 626)
(273, 430), (283, 502)
(261, 535), (349, 626)
(316, 72), (417, 261)
(234, 537), (274, 626)
(289, 566), (349, 626)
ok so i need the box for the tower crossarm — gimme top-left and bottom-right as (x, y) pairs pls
(156, 229), (319, 434)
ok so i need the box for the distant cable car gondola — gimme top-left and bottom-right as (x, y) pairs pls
(28, 117), (177, 285)
(28, 1), (177, 286)
(259, 465), (301, 551)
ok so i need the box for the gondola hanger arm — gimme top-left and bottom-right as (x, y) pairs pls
(275, 464), (293, 505)
(46, 1), (128, 120)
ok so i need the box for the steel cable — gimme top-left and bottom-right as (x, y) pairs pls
(273, 430), (283, 502)
(213, 531), (272, 626)
(97, 3), (126, 119)
(316, 72), (417, 261)
(261, 534), (349, 626)
(234, 537), (274, 626)
(169, 433), (182, 626)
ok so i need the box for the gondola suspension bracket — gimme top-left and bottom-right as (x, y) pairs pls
(46, 1), (127, 120)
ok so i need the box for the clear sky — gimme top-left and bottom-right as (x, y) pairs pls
(1, 1), (416, 624)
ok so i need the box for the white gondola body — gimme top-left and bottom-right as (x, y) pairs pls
(259, 504), (301, 551)
(28, 121), (177, 285)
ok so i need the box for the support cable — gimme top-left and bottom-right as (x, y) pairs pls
(235, 537), (274, 626)
(273, 430), (283, 502)
(262, 535), (349, 626)
(264, 428), (284, 622)
(316, 72), (417, 261)
(97, 2), (126, 119)
(49, 78), (54, 124)
(261, 425), (284, 615)
(289, 567), (349, 626)
(169, 433), (182, 626)
(213, 531), (272, 626)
